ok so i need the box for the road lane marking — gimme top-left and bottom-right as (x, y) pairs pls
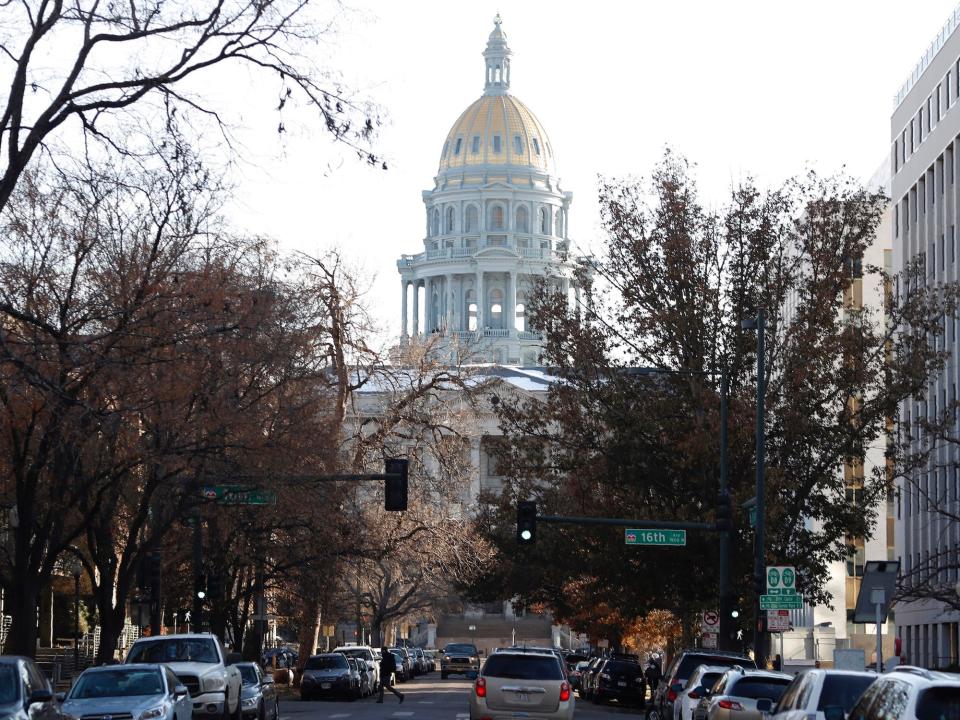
(330, 714), (352, 718)
(392, 713), (414, 717)
(417, 701), (435, 704)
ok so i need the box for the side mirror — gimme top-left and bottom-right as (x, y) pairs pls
(173, 684), (189, 698)
(823, 705), (845, 720)
(756, 699), (773, 713)
(27, 689), (53, 707)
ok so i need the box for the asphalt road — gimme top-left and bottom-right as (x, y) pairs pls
(279, 674), (646, 720)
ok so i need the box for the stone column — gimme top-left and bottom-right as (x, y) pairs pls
(401, 279), (408, 338)
(424, 277), (433, 333)
(507, 271), (516, 334)
(477, 270), (485, 329)
(445, 273), (454, 331)
(412, 280), (420, 336)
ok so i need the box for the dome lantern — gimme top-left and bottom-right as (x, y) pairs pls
(483, 14), (512, 96)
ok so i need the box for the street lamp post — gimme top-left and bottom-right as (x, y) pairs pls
(742, 309), (767, 665)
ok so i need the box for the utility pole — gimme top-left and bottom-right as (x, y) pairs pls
(743, 309), (767, 665)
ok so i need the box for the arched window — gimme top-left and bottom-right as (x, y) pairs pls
(515, 301), (526, 332)
(516, 205), (529, 233)
(555, 209), (564, 237)
(490, 204), (505, 230)
(465, 205), (479, 233)
(431, 209), (440, 237)
(445, 206), (455, 233)
(490, 289), (503, 328)
(539, 206), (551, 234)
(466, 290), (477, 332)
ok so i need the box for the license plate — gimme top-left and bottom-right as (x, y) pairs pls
(618, 681), (627, 687)
(321, 683), (331, 689)
(517, 694), (529, 702)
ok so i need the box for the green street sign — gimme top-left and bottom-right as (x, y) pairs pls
(202, 485), (277, 506)
(760, 594), (803, 610)
(625, 529), (687, 546)
(767, 567), (781, 588)
(766, 588), (798, 596)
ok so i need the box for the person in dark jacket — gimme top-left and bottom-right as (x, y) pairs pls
(644, 658), (662, 696)
(378, 647), (404, 703)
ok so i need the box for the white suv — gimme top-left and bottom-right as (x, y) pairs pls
(847, 666), (960, 720)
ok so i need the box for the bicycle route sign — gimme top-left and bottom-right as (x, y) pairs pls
(761, 565), (802, 609)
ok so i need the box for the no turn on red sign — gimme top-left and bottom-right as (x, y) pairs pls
(701, 610), (720, 632)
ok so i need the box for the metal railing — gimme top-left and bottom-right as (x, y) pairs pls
(895, 3), (960, 107)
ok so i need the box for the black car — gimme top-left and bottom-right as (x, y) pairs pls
(300, 653), (358, 700)
(593, 658), (647, 706)
(647, 650), (756, 720)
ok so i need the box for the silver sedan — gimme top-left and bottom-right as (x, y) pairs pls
(62, 664), (191, 720)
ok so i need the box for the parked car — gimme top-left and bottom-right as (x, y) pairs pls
(680, 665), (736, 720)
(125, 633), (243, 720)
(581, 657), (604, 700)
(391, 651), (410, 683)
(236, 662), (279, 720)
(592, 657), (646, 706)
(300, 653), (357, 700)
(424, 650), (436, 672)
(699, 668), (792, 720)
(565, 654), (590, 672)
(441, 642), (480, 679)
(648, 650), (756, 720)
(332, 645), (380, 690)
(0, 656), (59, 720)
(771, 669), (877, 720)
(63, 664), (190, 720)
(389, 647), (414, 679)
(847, 666), (960, 720)
(470, 651), (574, 720)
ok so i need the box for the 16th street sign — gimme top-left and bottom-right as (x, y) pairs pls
(625, 529), (687, 546)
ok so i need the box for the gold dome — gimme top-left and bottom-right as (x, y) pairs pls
(437, 94), (556, 175)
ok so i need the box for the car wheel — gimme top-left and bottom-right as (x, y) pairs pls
(646, 708), (661, 720)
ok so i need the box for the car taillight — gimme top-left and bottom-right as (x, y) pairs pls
(475, 677), (486, 698)
(718, 700), (743, 711)
(559, 681), (570, 702)
(687, 690), (700, 699)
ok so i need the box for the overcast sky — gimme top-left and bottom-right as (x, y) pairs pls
(221, 1), (959, 343)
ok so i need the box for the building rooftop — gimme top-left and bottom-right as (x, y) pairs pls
(895, 3), (960, 108)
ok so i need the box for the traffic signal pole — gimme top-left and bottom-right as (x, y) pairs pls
(718, 370), (732, 651)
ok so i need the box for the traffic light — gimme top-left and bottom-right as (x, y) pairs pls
(196, 573), (207, 601)
(385, 458), (408, 511)
(716, 491), (732, 531)
(517, 501), (537, 545)
(207, 571), (222, 601)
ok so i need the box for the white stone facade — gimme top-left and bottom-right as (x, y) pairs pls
(397, 16), (581, 366)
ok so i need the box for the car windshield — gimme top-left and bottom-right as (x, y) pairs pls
(128, 639), (220, 664)
(71, 670), (164, 699)
(606, 661), (642, 675)
(305, 656), (347, 670)
(677, 655), (755, 680)
(817, 675), (876, 713)
(445, 644), (476, 655)
(916, 687), (960, 720)
(483, 655), (563, 680)
(730, 677), (791, 701)
(0, 666), (19, 704)
(700, 672), (724, 691)
(238, 666), (259, 685)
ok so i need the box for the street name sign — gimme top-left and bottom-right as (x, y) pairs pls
(625, 529), (687, 546)
(202, 485), (277, 505)
(760, 595), (803, 610)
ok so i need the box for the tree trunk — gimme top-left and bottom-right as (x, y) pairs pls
(96, 603), (128, 665)
(4, 583), (39, 656)
(296, 597), (320, 669)
(371, 620), (383, 647)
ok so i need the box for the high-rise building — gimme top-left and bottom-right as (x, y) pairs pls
(891, 5), (960, 669)
(396, 15), (581, 365)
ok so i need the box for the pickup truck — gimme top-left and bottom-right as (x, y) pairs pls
(125, 633), (242, 720)
(440, 642), (480, 679)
